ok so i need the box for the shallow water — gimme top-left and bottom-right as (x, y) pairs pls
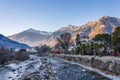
(0, 55), (110, 80)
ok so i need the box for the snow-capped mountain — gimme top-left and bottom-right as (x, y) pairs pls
(88, 16), (120, 38)
(25, 28), (50, 35)
(38, 16), (120, 46)
(8, 16), (120, 47)
(0, 34), (29, 48)
(8, 28), (50, 46)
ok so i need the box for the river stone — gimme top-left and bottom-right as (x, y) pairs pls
(114, 62), (120, 74)
(8, 76), (12, 79)
(23, 71), (40, 80)
(108, 62), (115, 72)
(24, 78), (31, 80)
(74, 57), (79, 62)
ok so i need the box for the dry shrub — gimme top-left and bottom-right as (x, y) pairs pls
(0, 47), (11, 65)
(14, 50), (29, 61)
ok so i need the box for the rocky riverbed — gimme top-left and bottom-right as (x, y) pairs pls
(0, 55), (110, 80)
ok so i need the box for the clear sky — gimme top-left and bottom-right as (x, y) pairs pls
(0, 0), (120, 36)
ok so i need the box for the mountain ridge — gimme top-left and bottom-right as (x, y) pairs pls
(8, 16), (120, 47)
(8, 28), (50, 46)
(37, 16), (120, 46)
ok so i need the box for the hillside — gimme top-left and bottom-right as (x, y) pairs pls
(38, 16), (120, 46)
(0, 34), (29, 48)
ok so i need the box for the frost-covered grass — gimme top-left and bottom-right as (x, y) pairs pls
(61, 59), (120, 80)
(55, 54), (120, 62)
(50, 54), (120, 79)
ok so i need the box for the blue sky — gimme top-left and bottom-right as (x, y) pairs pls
(0, 0), (120, 36)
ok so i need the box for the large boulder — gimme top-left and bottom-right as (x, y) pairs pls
(14, 51), (29, 61)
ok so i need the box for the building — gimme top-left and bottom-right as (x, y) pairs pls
(79, 35), (90, 44)
(26, 47), (37, 53)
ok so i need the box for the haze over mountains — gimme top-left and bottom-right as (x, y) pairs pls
(9, 16), (120, 47)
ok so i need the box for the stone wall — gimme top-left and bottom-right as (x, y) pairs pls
(49, 54), (120, 75)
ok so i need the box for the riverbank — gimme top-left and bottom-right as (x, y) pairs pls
(0, 55), (111, 80)
(49, 54), (120, 80)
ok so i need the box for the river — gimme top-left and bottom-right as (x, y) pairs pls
(0, 55), (110, 80)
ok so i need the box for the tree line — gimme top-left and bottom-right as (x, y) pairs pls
(55, 26), (120, 56)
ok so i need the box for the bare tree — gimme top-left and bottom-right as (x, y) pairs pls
(35, 45), (51, 54)
(56, 33), (71, 54)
